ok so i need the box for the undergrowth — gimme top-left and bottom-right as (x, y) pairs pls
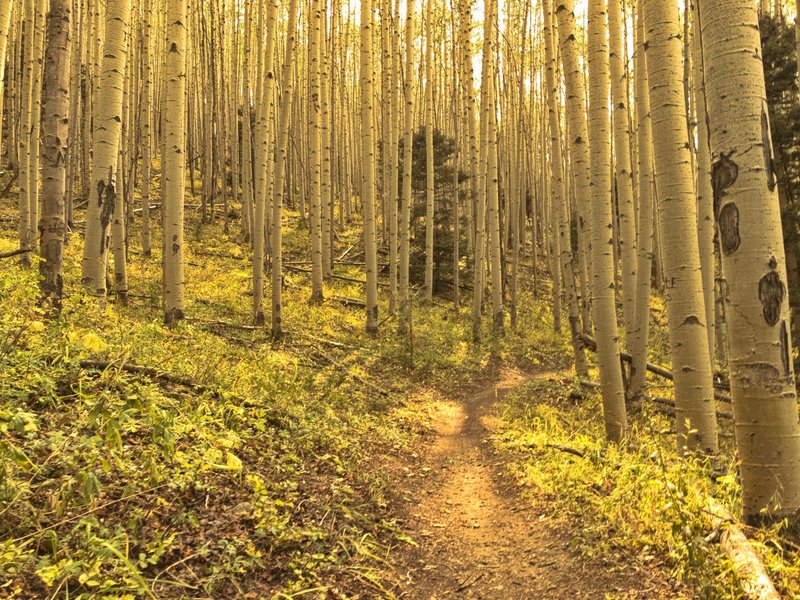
(493, 372), (800, 598)
(0, 197), (563, 599)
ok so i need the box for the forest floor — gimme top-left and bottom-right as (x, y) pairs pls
(390, 371), (682, 599)
(4, 197), (799, 598)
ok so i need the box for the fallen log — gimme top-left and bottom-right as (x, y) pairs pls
(706, 498), (781, 600)
(331, 296), (366, 308)
(580, 334), (732, 403)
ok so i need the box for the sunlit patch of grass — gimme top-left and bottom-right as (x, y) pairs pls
(493, 371), (800, 598)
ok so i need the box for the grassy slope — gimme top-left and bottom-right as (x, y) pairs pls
(491, 302), (800, 599)
(0, 197), (567, 599)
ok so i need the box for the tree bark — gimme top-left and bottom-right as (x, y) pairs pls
(700, 0), (800, 523)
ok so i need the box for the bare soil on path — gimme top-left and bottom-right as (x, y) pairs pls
(392, 371), (683, 599)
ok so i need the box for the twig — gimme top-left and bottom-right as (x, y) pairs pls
(544, 443), (586, 458)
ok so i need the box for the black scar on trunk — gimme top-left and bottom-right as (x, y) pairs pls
(758, 259), (785, 327)
(718, 203), (740, 255)
(98, 179), (116, 254)
(762, 109), (776, 192)
(781, 320), (790, 376)
(712, 151), (738, 218)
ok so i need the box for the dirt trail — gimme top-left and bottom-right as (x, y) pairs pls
(393, 372), (680, 599)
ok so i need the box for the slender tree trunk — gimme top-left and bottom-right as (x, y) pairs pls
(609, 0), (637, 350)
(700, 0), (800, 523)
(643, 0), (718, 453)
(309, 0), (324, 302)
(361, 0), (379, 334)
(252, 0), (278, 325)
(17, 0), (34, 264)
(629, 0), (656, 402)
(141, 0), (153, 256)
(0, 0), (14, 166)
(271, 0), (300, 340)
(163, 0), (187, 325)
(559, 0), (627, 441)
(423, 0), (435, 303)
(543, 0), (588, 377)
(398, 0), (414, 335)
(40, 0), (71, 309)
(81, 0), (132, 295)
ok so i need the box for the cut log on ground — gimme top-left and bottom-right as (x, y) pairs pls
(706, 498), (781, 600)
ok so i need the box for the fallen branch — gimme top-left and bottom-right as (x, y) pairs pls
(645, 395), (732, 421)
(581, 334), (732, 403)
(706, 498), (781, 600)
(0, 247), (31, 259)
(79, 359), (224, 399)
(0, 169), (19, 202)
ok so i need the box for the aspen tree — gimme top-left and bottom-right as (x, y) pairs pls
(17, 0), (34, 263)
(29, 0), (46, 252)
(271, 0), (300, 339)
(252, 0), (278, 325)
(423, 0), (434, 303)
(82, 0), (131, 294)
(0, 0), (13, 164)
(140, 0), (153, 256)
(700, 0), (800, 522)
(40, 0), (71, 309)
(361, 0), (379, 334)
(559, 0), (626, 441)
(609, 0), (637, 348)
(542, 0), (587, 376)
(629, 0), (655, 402)
(241, 0), (254, 242)
(458, 0), (478, 257)
(485, 3), (503, 333)
(689, 2), (716, 368)
(387, 0), (400, 313)
(321, 8), (332, 278)
(643, 0), (717, 452)
(163, 0), (187, 325)
(398, 0), (414, 334)
(309, 0), (324, 303)
(471, 0), (492, 341)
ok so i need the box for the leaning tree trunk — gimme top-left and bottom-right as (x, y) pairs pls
(163, 0), (187, 325)
(643, 0), (718, 453)
(39, 0), (71, 309)
(699, 0), (800, 523)
(81, 0), (131, 295)
(559, 0), (626, 441)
